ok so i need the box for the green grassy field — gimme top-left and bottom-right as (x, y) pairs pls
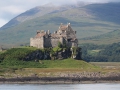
(39, 59), (98, 69)
(0, 59), (120, 78)
(0, 58), (100, 78)
(1, 61), (120, 78)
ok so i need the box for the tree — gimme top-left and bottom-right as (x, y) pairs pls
(58, 42), (62, 48)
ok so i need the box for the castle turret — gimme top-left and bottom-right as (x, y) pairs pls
(68, 23), (70, 26)
(47, 30), (50, 35)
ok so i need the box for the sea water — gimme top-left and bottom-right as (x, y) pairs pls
(0, 83), (120, 90)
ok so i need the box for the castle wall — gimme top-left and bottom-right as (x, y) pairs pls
(67, 42), (72, 47)
(51, 37), (60, 47)
(44, 37), (66, 48)
(44, 38), (52, 48)
(30, 37), (44, 48)
(66, 31), (76, 39)
(71, 42), (78, 47)
(67, 42), (77, 47)
(60, 37), (63, 44)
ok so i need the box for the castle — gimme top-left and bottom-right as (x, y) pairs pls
(30, 23), (78, 48)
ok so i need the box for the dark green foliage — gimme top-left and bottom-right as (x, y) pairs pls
(71, 47), (81, 57)
(58, 42), (62, 48)
(0, 47), (47, 68)
(98, 43), (120, 62)
(81, 43), (120, 62)
(52, 46), (62, 52)
(0, 48), (36, 61)
(0, 60), (46, 68)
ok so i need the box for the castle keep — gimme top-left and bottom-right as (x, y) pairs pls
(30, 23), (78, 48)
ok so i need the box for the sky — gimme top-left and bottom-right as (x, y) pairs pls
(0, 0), (120, 27)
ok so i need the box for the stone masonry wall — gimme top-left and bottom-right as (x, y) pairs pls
(44, 38), (52, 48)
(30, 37), (44, 48)
(50, 37), (60, 47)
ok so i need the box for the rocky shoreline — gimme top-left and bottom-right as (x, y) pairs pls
(1, 70), (120, 84)
(0, 74), (120, 84)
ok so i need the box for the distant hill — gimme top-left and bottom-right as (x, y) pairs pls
(0, 2), (120, 47)
(84, 3), (120, 24)
(0, 3), (87, 30)
(79, 29), (120, 45)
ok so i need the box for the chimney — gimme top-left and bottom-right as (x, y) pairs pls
(37, 30), (41, 34)
(68, 23), (70, 26)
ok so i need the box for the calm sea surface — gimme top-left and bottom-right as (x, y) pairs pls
(0, 83), (120, 90)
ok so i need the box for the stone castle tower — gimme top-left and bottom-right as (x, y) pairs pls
(30, 23), (78, 48)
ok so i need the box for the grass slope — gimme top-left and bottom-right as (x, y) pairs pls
(0, 59), (99, 78)
(79, 29), (120, 45)
(41, 59), (97, 69)
(0, 47), (97, 69)
(85, 3), (120, 24)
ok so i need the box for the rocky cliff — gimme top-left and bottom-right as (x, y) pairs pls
(24, 47), (82, 61)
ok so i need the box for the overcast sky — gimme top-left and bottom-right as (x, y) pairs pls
(0, 0), (120, 27)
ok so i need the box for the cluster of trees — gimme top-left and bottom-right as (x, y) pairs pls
(81, 43), (120, 62)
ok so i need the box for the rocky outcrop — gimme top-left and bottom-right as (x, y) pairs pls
(23, 47), (82, 61)
(23, 50), (51, 61)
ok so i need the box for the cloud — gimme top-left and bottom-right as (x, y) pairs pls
(0, 5), (25, 27)
(1, 6), (25, 15)
(0, 18), (8, 27)
(86, 0), (120, 3)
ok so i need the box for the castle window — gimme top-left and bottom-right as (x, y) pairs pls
(67, 39), (71, 42)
